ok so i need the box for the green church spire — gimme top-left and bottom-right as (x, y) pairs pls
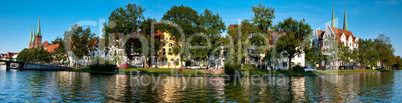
(29, 29), (33, 42)
(343, 8), (348, 31)
(331, 6), (336, 27)
(36, 17), (41, 36)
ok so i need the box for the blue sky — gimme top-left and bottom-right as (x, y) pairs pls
(1, 0), (401, 56)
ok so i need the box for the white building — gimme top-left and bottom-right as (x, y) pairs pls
(312, 7), (359, 69)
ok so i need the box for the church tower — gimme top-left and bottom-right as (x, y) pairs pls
(29, 29), (34, 48)
(343, 8), (348, 31)
(28, 17), (42, 49)
(34, 17), (42, 48)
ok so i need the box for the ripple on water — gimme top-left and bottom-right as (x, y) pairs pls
(1, 68), (402, 102)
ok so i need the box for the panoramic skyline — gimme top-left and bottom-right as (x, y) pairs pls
(1, 0), (401, 56)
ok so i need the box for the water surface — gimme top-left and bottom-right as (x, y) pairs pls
(0, 66), (401, 102)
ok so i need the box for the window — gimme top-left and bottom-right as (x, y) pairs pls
(169, 48), (172, 54)
(169, 37), (172, 40)
(163, 43), (166, 47)
(169, 43), (172, 47)
(282, 62), (287, 67)
(162, 58), (167, 65)
(171, 59), (174, 62)
(162, 49), (166, 55)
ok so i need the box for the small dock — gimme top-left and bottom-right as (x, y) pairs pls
(1, 57), (66, 71)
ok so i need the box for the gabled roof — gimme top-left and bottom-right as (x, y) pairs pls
(42, 41), (50, 47)
(316, 30), (325, 39)
(45, 44), (60, 53)
(328, 26), (356, 42)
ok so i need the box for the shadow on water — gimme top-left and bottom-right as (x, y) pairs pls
(0, 66), (401, 102)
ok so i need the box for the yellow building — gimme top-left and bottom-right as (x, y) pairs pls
(158, 32), (182, 68)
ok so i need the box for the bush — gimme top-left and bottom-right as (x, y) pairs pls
(89, 63), (117, 72)
(292, 65), (304, 72)
(242, 64), (256, 70)
(224, 63), (241, 74)
(89, 57), (117, 72)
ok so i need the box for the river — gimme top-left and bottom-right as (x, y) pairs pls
(0, 66), (401, 102)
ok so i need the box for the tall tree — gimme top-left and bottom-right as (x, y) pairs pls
(66, 24), (97, 60)
(337, 41), (352, 67)
(161, 4), (201, 39)
(356, 39), (380, 68)
(252, 3), (275, 32)
(105, 3), (145, 35)
(161, 5), (203, 63)
(199, 9), (226, 61)
(375, 34), (395, 67)
(52, 37), (67, 62)
(274, 17), (312, 70)
(104, 3), (146, 65)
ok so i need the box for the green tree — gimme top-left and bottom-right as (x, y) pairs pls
(274, 17), (312, 70)
(262, 47), (280, 70)
(199, 9), (226, 62)
(356, 39), (380, 68)
(337, 41), (352, 67)
(161, 4), (202, 63)
(252, 3), (275, 32)
(17, 48), (31, 62)
(375, 34), (395, 67)
(104, 3), (146, 66)
(17, 47), (52, 63)
(394, 56), (401, 69)
(105, 3), (145, 35)
(51, 37), (67, 62)
(65, 24), (97, 60)
(305, 45), (324, 68)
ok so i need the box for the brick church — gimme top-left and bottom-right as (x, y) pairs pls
(29, 17), (42, 49)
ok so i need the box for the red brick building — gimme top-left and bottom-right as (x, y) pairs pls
(29, 17), (42, 49)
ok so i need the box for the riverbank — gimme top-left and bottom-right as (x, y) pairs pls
(242, 69), (390, 76)
(69, 67), (391, 76)
(70, 68), (212, 75)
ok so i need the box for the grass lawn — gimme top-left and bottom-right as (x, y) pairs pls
(71, 67), (208, 75)
(241, 70), (317, 75)
(240, 69), (390, 75)
(124, 68), (207, 75)
(316, 69), (389, 74)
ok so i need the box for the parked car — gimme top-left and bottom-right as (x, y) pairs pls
(119, 63), (129, 68)
(304, 68), (317, 72)
(185, 65), (200, 69)
(132, 63), (144, 68)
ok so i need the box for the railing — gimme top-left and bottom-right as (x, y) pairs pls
(0, 57), (25, 62)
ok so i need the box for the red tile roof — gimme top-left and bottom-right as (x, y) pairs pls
(329, 26), (356, 42)
(42, 41), (50, 47)
(45, 43), (60, 53)
(316, 30), (325, 39)
(1, 52), (19, 58)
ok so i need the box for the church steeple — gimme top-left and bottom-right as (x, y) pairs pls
(36, 17), (41, 36)
(343, 8), (348, 31)
(331, 6), (336, 27)
(29, 29), (33, 42)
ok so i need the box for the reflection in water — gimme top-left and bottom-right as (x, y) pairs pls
(0, 66), (401, 102)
